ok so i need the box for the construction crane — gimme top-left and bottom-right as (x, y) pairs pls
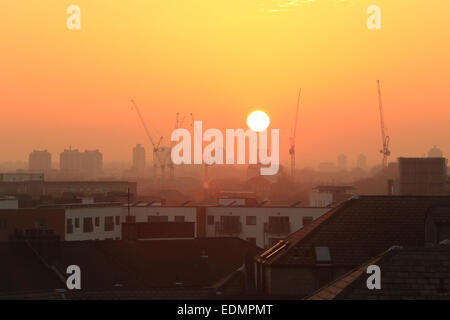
(377, 80), (391, 168)
(130, 99), (164, 179)
(168, 112), (187, 180)
(289, 89), (301, 180)
(188, 113), (209, 186)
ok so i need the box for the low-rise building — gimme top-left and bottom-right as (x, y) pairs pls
(255, 196), (450, 297)
(399, 157), (448, 195)
(0, 237), (262, 299)
(0, 197), (18, 209)
(0, 198), (330, 246)
(308, 245), (450, 300)
(309, 185), (354, 207)
(0, 180), (137, 200)
(205, 204), (329, 248)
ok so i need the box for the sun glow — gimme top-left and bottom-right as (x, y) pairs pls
(247, 110), (270, 132)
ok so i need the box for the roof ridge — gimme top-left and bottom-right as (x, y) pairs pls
(307, 247), (400, 300)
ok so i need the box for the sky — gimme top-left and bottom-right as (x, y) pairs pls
(1, 0), (450, 168)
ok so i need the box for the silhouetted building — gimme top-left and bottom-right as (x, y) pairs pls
(0, 237), (262, 299)
(398, 157), (448, 195)
(308, 245), (450, 300)
(356, 154), (367, 170)
(132, 144), (146, 171)
(0, 173), (44, 182)
(337, 154), (347, 171)
(29, 150), (51, 171)
(60, 148), (102, 177)
(0, 180), (136, 201)
(309, 185), (354, 207)
(82, 150), (102, 177)
(428, 145), (444, 158)
(60, 148), (82, 172)
(255, 196), (450, 297)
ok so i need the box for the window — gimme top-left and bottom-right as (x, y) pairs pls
(115, 216), (121, 226)
(303, 216), (313, 226)
(74, 218), (80, 228)
(266, 217), (290, 234)
(83, 217), (93, 233)
(95, 217), (100, 227)
(105, 216), (114, 231)
(315, 246), (332, 264)
(148, 216), (169, 222)
(246, 216), (256, 226)
(246, 237), (256, 245)
(174, 216), (185, 222)
(66, 219), (73, 234)
(207, 216), (215, 225)
(217, 216), (241, 234)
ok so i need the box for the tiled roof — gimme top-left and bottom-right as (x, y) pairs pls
(257, 196), (450, 266)
(0, 288), (214, 300)
(0, 237), (261, 298)
(0, 243), (64, 293)
(308, 246), (450, 300)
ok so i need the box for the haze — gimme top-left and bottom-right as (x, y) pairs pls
(1, 0), (449, 167)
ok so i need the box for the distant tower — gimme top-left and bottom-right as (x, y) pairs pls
(29, 150), (51, 171)
(428, 145), (443, 158)
(337, 154), (347, 171)
(133, 144), (146, 171)
(60, 148), (82, 171)
(356, 154), (367, 170)
(82, 149), (103, 177)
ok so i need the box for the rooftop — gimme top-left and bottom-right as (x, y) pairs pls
(308, 246), (450, 300)
(0, 237), (262, 299)
(257, 196), (450, 266)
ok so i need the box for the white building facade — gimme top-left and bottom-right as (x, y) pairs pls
(205, 206), (329, 248)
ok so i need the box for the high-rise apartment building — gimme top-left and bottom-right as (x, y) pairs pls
(29, 150), (51, 171)
(132, 144), (146, 171)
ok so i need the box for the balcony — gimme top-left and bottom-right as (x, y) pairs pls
(264, 222), (290, 235)
(215, 221), (242, 235)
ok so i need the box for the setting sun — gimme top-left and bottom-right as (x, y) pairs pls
(247, 110), (270, 132)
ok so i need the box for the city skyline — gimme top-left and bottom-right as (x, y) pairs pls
(1, 1), (450, 166)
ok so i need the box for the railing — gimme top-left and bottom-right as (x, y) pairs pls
(215, 221), (242, 235)
(264, 222), (290, 234)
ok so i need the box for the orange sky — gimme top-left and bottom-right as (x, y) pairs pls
(1, 0), (449, 168)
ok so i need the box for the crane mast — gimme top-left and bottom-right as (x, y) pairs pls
(289, 89), (301, 180)
(377, 80), (391, 168)
(130, 99), (164, 180)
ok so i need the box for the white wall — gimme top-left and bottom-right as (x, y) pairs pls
(0, 199), (19, 209)
(62, 204), (329, 247)
(205, 207), (330, 248)
(309, 193), (333, 207)
(65, 206), (123, 241)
